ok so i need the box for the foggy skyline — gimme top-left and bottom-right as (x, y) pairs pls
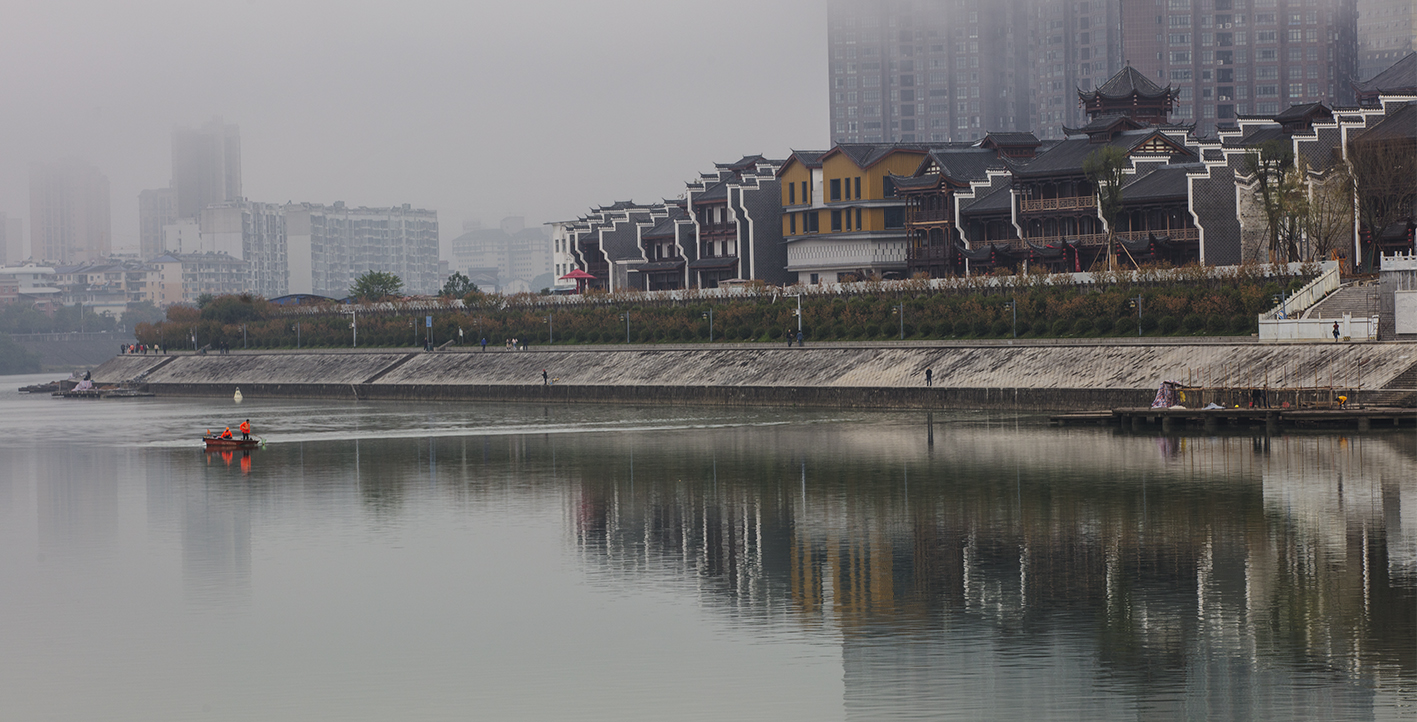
(1, 0), (828, 256)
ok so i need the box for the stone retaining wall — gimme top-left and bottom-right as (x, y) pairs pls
(88, 342), (1417, 411)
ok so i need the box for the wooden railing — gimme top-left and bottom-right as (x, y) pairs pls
(909, 209), (952, 223)
(1020, 196), (1096, 213)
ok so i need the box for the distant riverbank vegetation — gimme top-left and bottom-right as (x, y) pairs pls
(131, 265), (1317, 351)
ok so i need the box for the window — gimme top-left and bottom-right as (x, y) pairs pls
(1288, 83), (1302, 97)
(789, 214), (796, 234)
(854, 177), (861, 199)
(1307, 83), (1318, 96)
(805, 212), (819, 233)
(1170, 69), (1194, 80)
(830, 178), (841, 201)
(883, 207), (904, 228)
(1171, 51), (1192, 63)
(788, 183), (796, 204)
(1257, 66), (1278, 79)
(831, 210), (843, 231)
(1256, 30), (1276, 42)
(855, 208), (862, 230)
(801, 182), (808, 203)
(1256, 84), (1277, 96)
(1169, 33), (1191, 44)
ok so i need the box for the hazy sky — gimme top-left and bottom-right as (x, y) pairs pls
(1, 0), (827, 254)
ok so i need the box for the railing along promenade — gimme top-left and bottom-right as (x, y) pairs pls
(269, 260), (1324, 320)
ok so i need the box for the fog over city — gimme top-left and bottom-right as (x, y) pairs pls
(0, 0), (827, 253)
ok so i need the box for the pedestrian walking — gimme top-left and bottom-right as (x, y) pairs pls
(481, 337), (487, 352)
(1332, 321), (1341, 342)
(542, 369), (549, 386)
(796, 330), (804, 346)
(924, 368), (933, 387)
(786, 329), (794, 348)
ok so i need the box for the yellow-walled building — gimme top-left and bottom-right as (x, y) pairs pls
(777, 144), (940, 284)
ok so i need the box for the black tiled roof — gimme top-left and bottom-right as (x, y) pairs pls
(1354, 102), (1417, 143)
(929, 148), (1001, 182)
(960, 181), (1014, 215)
(687, 257), (739, 271)
(1227, 125), (1286, 147)
(642, 216), (679, 238)
(1011, 130), (1191, 177)
(1274, 102), (1330, 122)
(1120, 163), (1202, 203)
(981, 132), (1041, 148)
(1086, 66), (1170, 100)
(693, 181), (728, 203)
(891, 173), (942, 190)
(1357, 52), (1416, 92)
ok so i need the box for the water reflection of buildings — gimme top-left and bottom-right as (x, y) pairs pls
(568, 423), (1415, 715)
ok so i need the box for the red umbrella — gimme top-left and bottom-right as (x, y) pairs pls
(558, 268), (596, 293)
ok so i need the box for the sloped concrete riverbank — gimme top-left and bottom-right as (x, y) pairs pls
(89, 341), (1417, 411)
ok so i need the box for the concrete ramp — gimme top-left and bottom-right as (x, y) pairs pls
(90, 355), (179, 384)
(376, 343), (1417, 392)
(144, 353), (410, 386)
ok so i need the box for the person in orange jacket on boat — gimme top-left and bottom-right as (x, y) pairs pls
(239, 419), (251, 440)
(220, 427), (233, 439)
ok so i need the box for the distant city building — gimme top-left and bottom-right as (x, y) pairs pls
(1357, 0), (1415, 81)
(284, 202), (440, 297)
(138, 187), (178, 260)
(0, 266), (60, 310)
(449, 217), (551, 293)
(1121, 0), (1359, 136)
(199, 201), (288, 298)
(172, 118), (242, 219)
(29, 159), (111, 265)
(150, 253), (247, 306)
(1, 212), (24, 265)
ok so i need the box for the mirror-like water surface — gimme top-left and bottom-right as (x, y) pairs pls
(1, 373), (1413, 721)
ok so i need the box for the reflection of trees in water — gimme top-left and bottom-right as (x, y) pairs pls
(566, 426), (1415, 689)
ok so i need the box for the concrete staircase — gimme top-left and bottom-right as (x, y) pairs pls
(1303, 283), (1381, 321)
(1371, 358), (1417, 407)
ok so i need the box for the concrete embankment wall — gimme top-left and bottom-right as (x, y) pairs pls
(90, 342), (1417, 410)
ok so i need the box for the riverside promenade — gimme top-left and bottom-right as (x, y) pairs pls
(89, 338), (1417, 411)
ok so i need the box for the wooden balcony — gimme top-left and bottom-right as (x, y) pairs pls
(908, 209), (952, 223)
(1020, 196), (1096, 213)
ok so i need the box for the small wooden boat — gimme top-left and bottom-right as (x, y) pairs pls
(203, 436), (261, 450)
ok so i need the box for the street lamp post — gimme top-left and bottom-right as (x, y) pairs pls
(545, 314), (553, 344)
(1005, 300), (1017, 338)
(620, 313), (630, 344)
(702, 308), (714, 342)
(1134, 295), (1142, 336)
(294, 321), (300, 349)
(242, 324), (247, 349)
(894, 302), (905, 339)
(347, 311), (358, 348)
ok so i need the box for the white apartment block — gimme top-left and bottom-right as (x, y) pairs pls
(199, 201), (288, 298)
(285, 202), (440, 297)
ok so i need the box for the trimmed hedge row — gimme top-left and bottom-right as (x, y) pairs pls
(135, 275), (1306, 349)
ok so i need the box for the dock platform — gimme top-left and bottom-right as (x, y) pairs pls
(1052, 406), (1416, 431)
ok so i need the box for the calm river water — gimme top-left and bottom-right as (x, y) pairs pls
(1, 372), (1414, 721)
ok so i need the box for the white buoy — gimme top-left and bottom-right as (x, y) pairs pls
(234, 387), (243, 403)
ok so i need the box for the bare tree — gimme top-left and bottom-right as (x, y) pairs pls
(1303, 165), (1354, 262)
(1084, 146), (1128, 270)
(1348, 135), (1417, 270)
(1242, 139), (1308, 264)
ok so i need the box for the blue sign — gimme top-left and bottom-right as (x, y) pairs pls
(425, 315), (433, 327)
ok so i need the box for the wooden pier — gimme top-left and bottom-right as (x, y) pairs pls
(1052, 406), (1416, 431)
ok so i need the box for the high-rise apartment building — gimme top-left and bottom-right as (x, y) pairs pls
(449, 216), (551, 293)
(138, 187), (178, 260)
(29, 160), (111, 265)
(1, 213), (24, 265)
(827, 0), (1036, 144)
(1121, 0), (1358, 136)
(285, 202), (440, 297)
(1357, 0), (1415, 80)
(199, 201), (288, 299)
(1030, 0), (1126, 138)
(172, 118), (242, 219)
